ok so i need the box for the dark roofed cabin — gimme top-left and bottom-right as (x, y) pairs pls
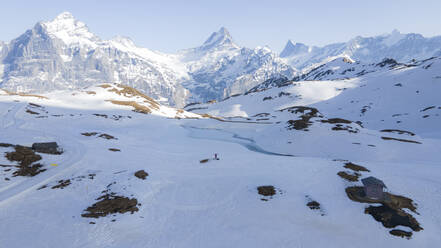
(361, 176), (386, 200)
(32, 142), (61, 154)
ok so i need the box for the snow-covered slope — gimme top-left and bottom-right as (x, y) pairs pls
(281, 30), (441, 69)
(0, 83), (199, 119)
(0, 13), (292, 107)
(291, 57), (403, 82)
(186, 56), (441, 137)
(1, 62), (441, 247)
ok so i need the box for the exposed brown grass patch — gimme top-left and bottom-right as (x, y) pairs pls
(344, 162), (370, 172)
(365, 205), (422, 232)
(97, 84), (112, 89)
(389, 229), (412, 239)
(345, 186), (421, 232)
(52, 179), (71, 189)
(81, 132), (98, 137)
(29, 103), (42, 108)
(331, 124), (359, 133)
(387, 194), (417, 213)
(306, 200), (321, 210)
(380, 129), (415, 136)
(257, 185), (276, 197)
(93, 113), (108, 118)
(1, 89), (48, 99)
(281, 106), (321, 131)
(82, 194), (139, 218)
(98, 134), (117, 140)
(107, 100), (152, 114)
(134, 170), (148, 180)
(5, 146), (46, 177)
(337, 171), (360, 182)
(0, 143), (14, 148)
(82, 132), (116, 140)
(381, 136), (421, 144)
(201, 113), (224, 121)
(107, 84), (160, 110)
(321, 118), (352, 124)
(26, 109), (39, 115)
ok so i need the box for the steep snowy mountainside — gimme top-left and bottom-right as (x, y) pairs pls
(178, 27), (295, 103)
(184, 78), (359, 118)
(291, 57), (403, 82)
(41, 11), (100, 47)
(281, 30), (441, 69)
(0, 40), (5, 55)
(185, 56), (441, 137)
(312, 56), (441, 137)
(0, 12), (190, 107)
(0, 14), (293, 107)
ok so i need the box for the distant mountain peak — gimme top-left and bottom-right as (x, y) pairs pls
(201, 27), (237, 50)
(54, 11), (75, 21)
(111, 35), (136, 47)
(41, 11), (98, 46)
(391, 28), (400, 34)
(280, 40), (309, 58)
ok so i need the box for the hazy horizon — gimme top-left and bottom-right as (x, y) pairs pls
(1, 0), (440, 53)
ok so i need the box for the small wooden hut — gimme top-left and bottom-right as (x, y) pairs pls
(361, 176), (387, 200)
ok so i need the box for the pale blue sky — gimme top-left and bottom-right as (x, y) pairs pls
(1, 0), (440, 53)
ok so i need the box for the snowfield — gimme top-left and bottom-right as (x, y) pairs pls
(1, 59), (441, 248)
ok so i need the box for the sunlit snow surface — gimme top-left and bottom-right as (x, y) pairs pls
(0, 57), (441, 247)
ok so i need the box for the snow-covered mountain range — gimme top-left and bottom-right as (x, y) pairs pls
(1, 12), (441, 108)
(0, 12), (293, 107)
(281, 29), (441, 69)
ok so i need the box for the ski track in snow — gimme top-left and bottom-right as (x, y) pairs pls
(0, 103), (87, 206)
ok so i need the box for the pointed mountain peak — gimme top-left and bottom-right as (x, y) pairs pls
(201, 27), (236, 50)
(280, 40), (308, 57)
(111, 35), (136, 47)
(44, 11), (83, 29)
(54, 11), (75, 21)
(281, 39), (295, 51)
(217, 27), (230, 36)
(391, 29), (400, 35)
(41, 12), (98, 46)
(286, 39), (295, 46)
(382, 29), (405, 46)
